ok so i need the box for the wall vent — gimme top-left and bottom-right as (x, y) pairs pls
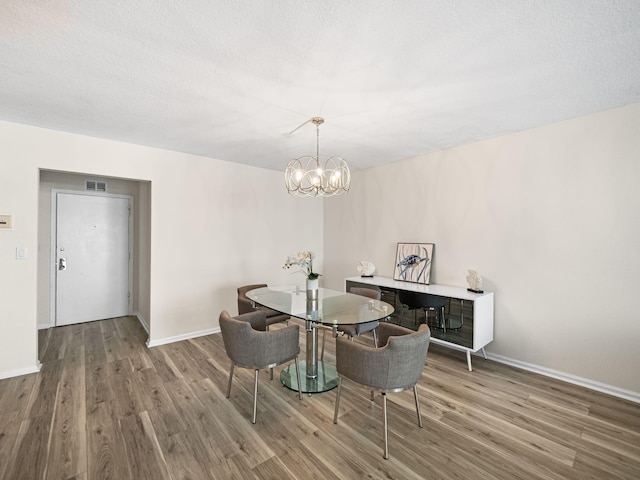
(86, 180), (107, 192)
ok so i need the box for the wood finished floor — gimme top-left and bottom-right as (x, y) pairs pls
(1, 316), (639, 479)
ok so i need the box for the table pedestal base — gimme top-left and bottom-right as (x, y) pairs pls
(280, 361), (338, 394)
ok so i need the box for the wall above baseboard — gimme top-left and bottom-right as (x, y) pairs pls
(484, 352), (640, 404)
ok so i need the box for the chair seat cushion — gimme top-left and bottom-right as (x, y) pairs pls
(263, 307), (284, 318)
(264, 311), (290, 326)
(339, 325), (357, 337)
(338, 320), (379, 337)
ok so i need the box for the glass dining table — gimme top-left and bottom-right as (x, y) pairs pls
(247, 285), (394, 393)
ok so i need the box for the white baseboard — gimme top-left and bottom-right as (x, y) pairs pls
(485, 352), (640, 404)
(146, 327), (221, 348)
(134, 311), (149, 334)
(29, 314), (639, 404)
(0, 361), (41, 380)
(37, 322), (51, 330)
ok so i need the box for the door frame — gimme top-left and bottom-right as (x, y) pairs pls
(49, 189), (134, 327)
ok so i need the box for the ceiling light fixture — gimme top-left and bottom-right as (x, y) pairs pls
(285, 117), (350, 197)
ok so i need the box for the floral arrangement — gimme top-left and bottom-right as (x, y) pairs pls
(283, 250), (320, 280)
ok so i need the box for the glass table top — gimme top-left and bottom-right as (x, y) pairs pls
(246, 285), (394, 326)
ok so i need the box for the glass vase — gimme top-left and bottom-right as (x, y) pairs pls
(306, 277), (318, 300)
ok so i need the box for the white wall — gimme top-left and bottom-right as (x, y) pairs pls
(0, 144), (38, 376)
(4, 103), (638, 398)
(0, 121), (323, 377)
(324, 103), (640, 395)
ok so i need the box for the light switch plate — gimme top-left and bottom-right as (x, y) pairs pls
(16, 247), (28, 260)
(0, 214), (12, 230)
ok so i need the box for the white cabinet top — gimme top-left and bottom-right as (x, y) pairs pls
(345, 276), (493, 302)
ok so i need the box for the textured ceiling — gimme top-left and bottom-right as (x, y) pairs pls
(1, 1), (639, 171)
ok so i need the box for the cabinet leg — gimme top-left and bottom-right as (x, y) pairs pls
(481, 347), (487, 359)
(466, 351), (473, 371)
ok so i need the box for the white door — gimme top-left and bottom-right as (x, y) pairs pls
(55, 192), (132, 326)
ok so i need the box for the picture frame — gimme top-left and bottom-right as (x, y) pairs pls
(393, 242), (434, 284)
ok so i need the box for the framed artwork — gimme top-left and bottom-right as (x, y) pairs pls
(393, 243), (434, 284)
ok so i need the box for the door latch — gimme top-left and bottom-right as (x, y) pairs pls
(58, 258), (67, 270)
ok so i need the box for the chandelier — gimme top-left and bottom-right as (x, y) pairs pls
(285, 117), (350, 197)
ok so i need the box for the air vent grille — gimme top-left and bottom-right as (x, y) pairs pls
(86, 180), (107, 192)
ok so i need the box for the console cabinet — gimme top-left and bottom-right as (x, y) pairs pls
(345, 276), (494, 371)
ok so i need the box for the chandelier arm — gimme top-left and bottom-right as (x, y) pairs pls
(285, 118), (312, 136)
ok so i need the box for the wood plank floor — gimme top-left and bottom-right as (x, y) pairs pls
(1, 316), (639, 479)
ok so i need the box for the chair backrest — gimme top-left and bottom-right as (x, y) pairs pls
(349, 287), (382, 300)
(237, 283), (267, 315)
(383, 324), (430, 390)
(219, 309), (300, 369)
(336, 323), (430, 392)
(398, 289), (446, 309)
(219, 310), (266, 366)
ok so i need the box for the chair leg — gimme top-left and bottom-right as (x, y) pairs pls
(320, 329), (326, 361)
(383, 392), (389, 459)
(252, 369), (259, 424)
(270, 367), (274, 380)
(333, 376), (343, 424)
(294, 358), (302, 401)
(413, 385), (423, 428)
(226, 362), (235, 398)
(372, 328), (378, 348)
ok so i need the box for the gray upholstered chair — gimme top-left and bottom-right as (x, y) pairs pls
(320, 286), (382, 361)
(237, 284), (290, 329)
(219, 310), (302, 424)
(339, 287), (382, 345)
(333, 322), (430, 459)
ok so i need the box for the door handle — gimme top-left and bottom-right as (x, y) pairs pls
(58, 258), (67, 271)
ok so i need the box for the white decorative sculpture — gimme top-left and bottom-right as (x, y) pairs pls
(357, 261), (376, 277)
(466, 269), (483, 292)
